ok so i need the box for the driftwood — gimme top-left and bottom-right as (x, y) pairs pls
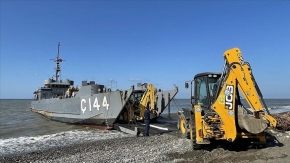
(271, 112), (290, 131)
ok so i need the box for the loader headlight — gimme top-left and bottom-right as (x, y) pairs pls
(228, 110), (234, 116)
(196, 108), (201, 112)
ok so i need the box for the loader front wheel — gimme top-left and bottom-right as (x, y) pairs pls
(189, 117), (202, 150)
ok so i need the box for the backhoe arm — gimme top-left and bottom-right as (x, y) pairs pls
(139, 84), (155, 119)
(223, 48), (276, 128)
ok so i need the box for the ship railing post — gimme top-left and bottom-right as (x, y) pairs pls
(168, 93), (170, 122)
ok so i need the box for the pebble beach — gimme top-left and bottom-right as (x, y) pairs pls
(1, 131), (192, 163)
(2, 128), (290, 163)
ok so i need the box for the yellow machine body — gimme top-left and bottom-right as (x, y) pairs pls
(182, 48), (276, 147)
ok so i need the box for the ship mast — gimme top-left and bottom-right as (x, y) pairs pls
(52, 42), (64, 82)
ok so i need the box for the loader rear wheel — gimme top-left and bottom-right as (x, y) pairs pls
(189, 120), (194, 141)
(189, 117), (202, 150)
(179, 114), (189, 138)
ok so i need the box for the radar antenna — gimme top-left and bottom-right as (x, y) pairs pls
(50, 42), (65, 82)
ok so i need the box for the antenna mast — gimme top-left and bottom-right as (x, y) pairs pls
(53, 42), (64, 82)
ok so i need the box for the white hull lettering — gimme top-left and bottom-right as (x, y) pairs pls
(89, 98), (92, 111)
(102, 96), (109, 110)
(93, 97), (100, 110)
(81, 96), (110, 113)
(81, 99), (86, 113)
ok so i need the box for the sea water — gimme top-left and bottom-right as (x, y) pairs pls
(164, 98), (290, 114)
(0, 99), (289, 156)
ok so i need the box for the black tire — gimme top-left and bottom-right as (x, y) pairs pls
(189, 116), (202, 150)
(177, 114), (180, 130)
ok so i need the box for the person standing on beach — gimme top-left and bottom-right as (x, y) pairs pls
(144, 107), (152, 136)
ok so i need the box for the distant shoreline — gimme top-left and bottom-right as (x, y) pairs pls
(1, 98), (290, 100)
(0, 99), (33, 100)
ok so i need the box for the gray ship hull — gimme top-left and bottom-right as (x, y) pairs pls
(31, 86), (134, 126)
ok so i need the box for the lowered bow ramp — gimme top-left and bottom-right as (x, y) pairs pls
(154, 88), (178, 118)
(114, 122), (178, 136)
(113, 86), (179, 135)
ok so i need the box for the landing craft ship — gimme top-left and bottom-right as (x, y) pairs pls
(31, 43), (178, 131)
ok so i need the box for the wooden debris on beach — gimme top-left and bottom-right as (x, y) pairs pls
(272, 112), (290, 131)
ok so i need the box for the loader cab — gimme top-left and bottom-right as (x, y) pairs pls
(186, 72), (221, 111)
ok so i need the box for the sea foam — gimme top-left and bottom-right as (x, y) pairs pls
(0, 129), (132, 156)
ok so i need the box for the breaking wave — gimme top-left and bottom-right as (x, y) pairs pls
(269, 105), (290, 114)
(0, 129), (132, 157)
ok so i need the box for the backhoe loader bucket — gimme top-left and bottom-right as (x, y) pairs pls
(237, 105), (268, 134)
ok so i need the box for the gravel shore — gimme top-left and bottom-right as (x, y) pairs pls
(0, 131), (192, 163)
(1, 129), (290, 163)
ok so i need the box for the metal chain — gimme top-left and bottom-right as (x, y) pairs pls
(172, 98), (182, 110)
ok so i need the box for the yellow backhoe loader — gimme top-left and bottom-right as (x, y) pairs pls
(178, 47), (276, 149)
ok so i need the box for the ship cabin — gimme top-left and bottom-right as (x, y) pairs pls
(33, 78), (75, 100)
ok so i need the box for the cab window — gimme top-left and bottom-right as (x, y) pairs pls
(195, 77), (208, 108)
